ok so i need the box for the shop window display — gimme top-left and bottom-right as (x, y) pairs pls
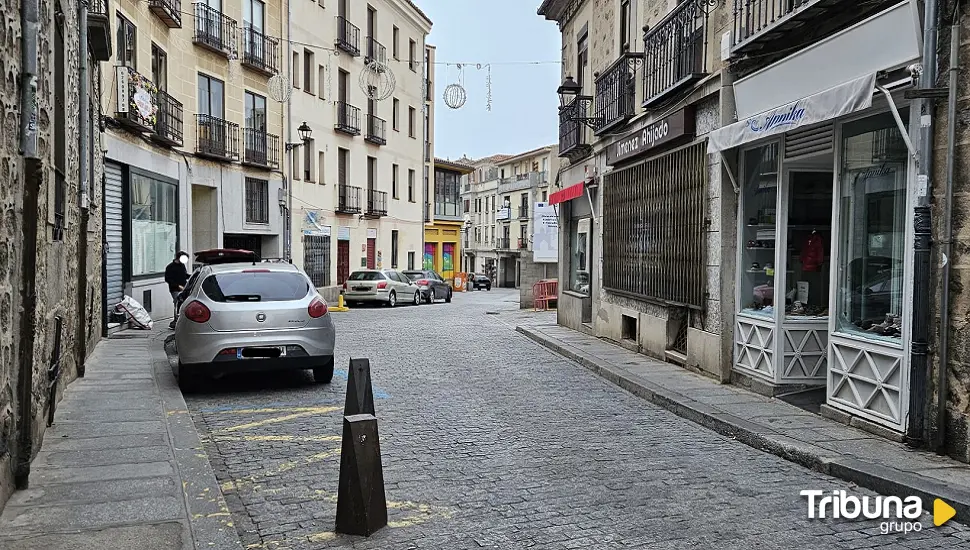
(570, 218), (591, 295)
(784, 172), (833, 319)
(740, 143), (779, 318)
(836, 111), (909, 342)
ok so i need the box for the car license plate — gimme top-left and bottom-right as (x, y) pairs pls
(354, 286), (371, 291)
(237, 347), (286, 359)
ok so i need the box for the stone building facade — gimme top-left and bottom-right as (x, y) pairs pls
(0, 0), (107, 508)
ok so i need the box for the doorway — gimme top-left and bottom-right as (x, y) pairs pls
(337, 240), (350, 284)
(366, 238), (376, 269)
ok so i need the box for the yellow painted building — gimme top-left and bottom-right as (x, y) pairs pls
(425, 158), (474, 280)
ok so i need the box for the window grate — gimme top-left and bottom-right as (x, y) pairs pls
(245, 177), (269, 224)
(603, 141), (707, 309)
(303, 234), (331, 287)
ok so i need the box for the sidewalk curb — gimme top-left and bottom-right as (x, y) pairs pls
(516, 325), (970, 521)
(152, 332), (244, 550)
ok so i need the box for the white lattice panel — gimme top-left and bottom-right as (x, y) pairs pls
(827, 340), (905, 430)
(735, 319), (775, 380)
(781, 327), (828, 382)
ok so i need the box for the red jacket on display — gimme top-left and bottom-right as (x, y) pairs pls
(800, 233), (824, 272)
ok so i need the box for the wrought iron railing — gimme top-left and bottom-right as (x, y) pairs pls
(602, 141), (707, 309)
(335, 101), (361, 135)
(496, 237), (511, 249)
(195, 114), (239, 160)
(149, 0), (181, 28)
(335, 15), (360, 56)
(241, 25), (279, 75)
(365, 114), (386, 145)
(87, 0), (112, 60)
(733, 0), (810, 48)
(594, 52), (643, 134)
(243, 128), (280, 168)
(366, 189), (388, 217)
(337, 184), (362, 213)
(193, 3), (237, 56)
(366, 37), (386, 66)
(558, 97), (592, 157)
(518, 206), (529, 219)
(153, 90), (183, 146)
(643, 0), (708, 107)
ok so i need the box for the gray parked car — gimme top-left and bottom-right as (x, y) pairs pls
(342, 269), (422, 307)
(174, 262), (336, 390)
(403, 270), (453, 303)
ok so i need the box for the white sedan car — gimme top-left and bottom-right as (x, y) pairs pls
(341, 269), (422, 307)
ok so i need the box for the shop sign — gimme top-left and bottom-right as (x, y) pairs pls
(607, 108), (694, 165)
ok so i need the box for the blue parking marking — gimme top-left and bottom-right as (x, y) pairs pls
(333, 369), (392, 399)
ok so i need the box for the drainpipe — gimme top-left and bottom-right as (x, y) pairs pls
(15, 0), (40, 489)
(907, 0), (940, 448)
(284, 0), (292, 260)
(935, 11), (960, 454)
(76, 0), (90, 376)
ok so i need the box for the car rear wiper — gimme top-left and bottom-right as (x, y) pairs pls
(224, 294), (262, 302)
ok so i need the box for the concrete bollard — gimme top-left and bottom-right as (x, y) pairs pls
(334, 413), (387, 536)
(344, 358), (376, 416)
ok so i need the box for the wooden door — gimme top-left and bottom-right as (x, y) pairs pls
(366, 238), (376, 269)
(337, 240), (350, 284)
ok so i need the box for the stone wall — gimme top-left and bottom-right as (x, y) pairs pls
(0, 0), (105, 509)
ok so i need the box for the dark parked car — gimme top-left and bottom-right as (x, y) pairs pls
(469, 273), (492, 291)
(403, 270), (453, 303)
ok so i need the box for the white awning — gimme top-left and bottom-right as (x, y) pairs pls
(708, 73), (877, 154)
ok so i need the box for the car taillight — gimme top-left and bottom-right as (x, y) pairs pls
(377, 281), (388, 289)
(184, 301), (211, 323)
(308, 297), (328, 318)
(417, 279), (429, 286)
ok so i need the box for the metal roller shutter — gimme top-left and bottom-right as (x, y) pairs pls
(104, 162), (125, 320)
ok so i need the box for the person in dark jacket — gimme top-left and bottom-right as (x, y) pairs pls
(165, 251), (190, 328)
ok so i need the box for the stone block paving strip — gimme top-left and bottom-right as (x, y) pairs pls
(517, 323), (970, 522)
(0, 328), (243, 550)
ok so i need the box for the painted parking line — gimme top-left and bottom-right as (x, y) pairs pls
(333, 368), (392, 399)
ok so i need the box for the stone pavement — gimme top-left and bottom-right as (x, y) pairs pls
(183, 289), (967, 549)
(0, 327), (242, 550)
(518, 322), (970, 521)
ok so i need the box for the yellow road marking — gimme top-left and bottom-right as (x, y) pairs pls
(213, 434), (341, 443)
(215, 406), (339, 415)
(216, 406), (340, 433)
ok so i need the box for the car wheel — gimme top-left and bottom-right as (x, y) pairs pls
(446, 289), (452, 303)
(312, 357), (335, 384)
(428, 289), (435, 304)
(412, 290), (421, 305)
(388, 291), (397, 307)
(487, 285), (491, 291)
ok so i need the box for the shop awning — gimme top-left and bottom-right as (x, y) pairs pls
(707, 73), (877, 154)
(549, 181), (585, 205)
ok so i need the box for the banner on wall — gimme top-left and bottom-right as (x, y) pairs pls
(533, 202), (559, 263)
(424, 243), (435, 270)
(442, 243), (454, 279)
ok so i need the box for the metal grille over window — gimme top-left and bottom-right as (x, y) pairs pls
(603, 142), (708, 309)
(245, 177), (269, 224)
(303, 235), (331, 287)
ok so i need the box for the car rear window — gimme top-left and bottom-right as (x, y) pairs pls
(201, 272), (310, 303)
(348, 271), (385, 281)
(403, 271), (425, 280)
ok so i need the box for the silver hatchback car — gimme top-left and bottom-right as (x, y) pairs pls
(174, 262), (336, 389)
(341, 269), (422, 307)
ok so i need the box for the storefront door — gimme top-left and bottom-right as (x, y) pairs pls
(337, 240), (350, 284)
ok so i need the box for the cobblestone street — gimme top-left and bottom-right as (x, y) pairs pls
(182, 289), (969, 549)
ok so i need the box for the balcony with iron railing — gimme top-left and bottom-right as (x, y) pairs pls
(336, 184), (362, 214)
(193, 3), (237, 57)
(152, 90), (183, 147)
(496, 237), (511, 250)
(730, 0), (898, 56)
(642, 0), (708, 108)
(424, 141), (431, 162)
(594, 52), (643, 134)
(335, 16), (360, 56)
(366, 37), (387, 66)
(498, 171), (544, 193)
(558, 97), (592, 158)
(149, 0), (181, 28)
(365, 114), (386, 145)
(195, 114), (239, 161)
(241, 25), (280, 75)
(365, 189), (388, 218)
(517, 238), (528, 249)
(88, 0), (112, 60)
(242, 128), (280, 169)
(335, 101), (361, 136)
(426, 79), (433, 101)
(518, 206), (529, 219)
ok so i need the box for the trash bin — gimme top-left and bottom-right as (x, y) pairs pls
(453, 272), (467, 292)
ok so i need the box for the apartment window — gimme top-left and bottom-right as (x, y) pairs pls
(318, 65), (326, 98)
(409, 39), (417, 71)
(542, 190), (548, 202)
(577, 29), (589, 91)
(292, 52), (299, 88)
(408, 169), (415, 202)
(392, 164), (399, 198)
(244, 0), (265, 32)
(464, 199), (470, 213)
(391, 230), (399, 268)
(53, 12), (66, 241)
(304, 49), (314, 94)
(407, 251), (415, 270)
(318, 151), (325, 184)
(245, 91), (267, 131)
(338, 147), (349, 185)
(367, 156), (376, 192)
(245, 177), (269, 224)
(392, 98), (400, 130)
(117, 13), (137, 69)
(304, 138), (315, 182)
(435, 169), (460, 217)
(151, 44), (167, 90)
(408, 106), (416, 138)
(198, 73), (225, 118)
(392, 26), (399, 59)
(619, 0), (631, 53)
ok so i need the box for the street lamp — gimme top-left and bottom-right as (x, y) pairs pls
(283, 122), (313, 261)
(557, 75), (602, 129)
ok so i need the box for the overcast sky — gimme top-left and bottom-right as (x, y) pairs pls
(419, 1), (562, 161)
